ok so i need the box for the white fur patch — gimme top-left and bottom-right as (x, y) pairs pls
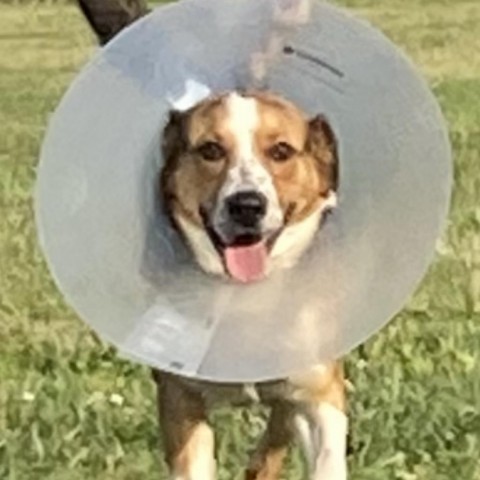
(213, 93), (283, 237)
(295, 405), (348, 480)
(173, 422), (215, 480)
(176, 215), (224, 276)
(312, 403), (348, 480)
(270, 191), (336, 271)
(294, 413), (320, 472)
(226, 92), (258, 166)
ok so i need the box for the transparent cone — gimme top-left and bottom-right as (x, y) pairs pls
(35, 0), (452, 382)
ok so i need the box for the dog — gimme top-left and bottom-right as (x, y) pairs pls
(76, 3), (347, 479)
(154, 91), (346, 480)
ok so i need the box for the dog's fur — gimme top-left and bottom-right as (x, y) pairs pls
(156, 91), (346, 480)
(78, 4), (348, 479)
(160, 91), (338, 282)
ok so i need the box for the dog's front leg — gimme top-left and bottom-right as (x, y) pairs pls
(245, 400), (297, 480)
(310, 402), (348, 480)
(291, 363), (348, 480)
(152, 371), (215, 480)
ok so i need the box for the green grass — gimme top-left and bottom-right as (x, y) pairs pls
(1, 1), (479, 479)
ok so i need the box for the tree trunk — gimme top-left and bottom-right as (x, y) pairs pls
(77, 0), (150, 45)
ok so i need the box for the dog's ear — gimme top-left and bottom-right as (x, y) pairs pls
(306, 115), (339, 191)
(161, 110), (188, 170)
(77, 0), (149, 45)
(160, 110), (188, 204)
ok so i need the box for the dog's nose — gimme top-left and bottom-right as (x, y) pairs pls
(226, 191), (267, 228)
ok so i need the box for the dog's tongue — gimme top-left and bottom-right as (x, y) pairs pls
(224, 242), (267, 283)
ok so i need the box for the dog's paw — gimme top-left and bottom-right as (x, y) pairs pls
(312, 451), (347, 480)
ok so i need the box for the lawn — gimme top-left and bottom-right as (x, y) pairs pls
(0, 0), (479, 479)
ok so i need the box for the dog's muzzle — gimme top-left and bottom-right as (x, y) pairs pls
(200, 190), (280, 283)
(225, 190), (267, 239)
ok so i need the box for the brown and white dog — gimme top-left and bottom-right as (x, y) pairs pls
(154, 91), (347, 480)
(160, 91), (338, 284)
(76, 3), (347, 479)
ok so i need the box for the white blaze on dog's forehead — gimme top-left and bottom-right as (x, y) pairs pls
(215, 93), (283, 233)
(225, 92), (259, 164)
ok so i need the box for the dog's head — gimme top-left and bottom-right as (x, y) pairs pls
(160, 91), (338, 283)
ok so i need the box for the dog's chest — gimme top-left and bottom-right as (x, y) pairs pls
(179, 375), (319, 407)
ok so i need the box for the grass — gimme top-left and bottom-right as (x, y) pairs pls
(0, 0), (479, 479)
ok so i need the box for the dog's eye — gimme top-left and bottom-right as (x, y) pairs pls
(196, 142), (226, 162)
(267, 142), (296, 162)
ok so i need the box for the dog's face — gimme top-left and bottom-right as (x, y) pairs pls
(160, 91), (338, 283)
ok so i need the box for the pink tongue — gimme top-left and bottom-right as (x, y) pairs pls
(224, 242), (267, 283)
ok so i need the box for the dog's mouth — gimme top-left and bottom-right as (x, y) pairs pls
(199, 207), (293, 284)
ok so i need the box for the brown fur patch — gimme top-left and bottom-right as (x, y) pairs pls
(289, 362), (347, 411)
